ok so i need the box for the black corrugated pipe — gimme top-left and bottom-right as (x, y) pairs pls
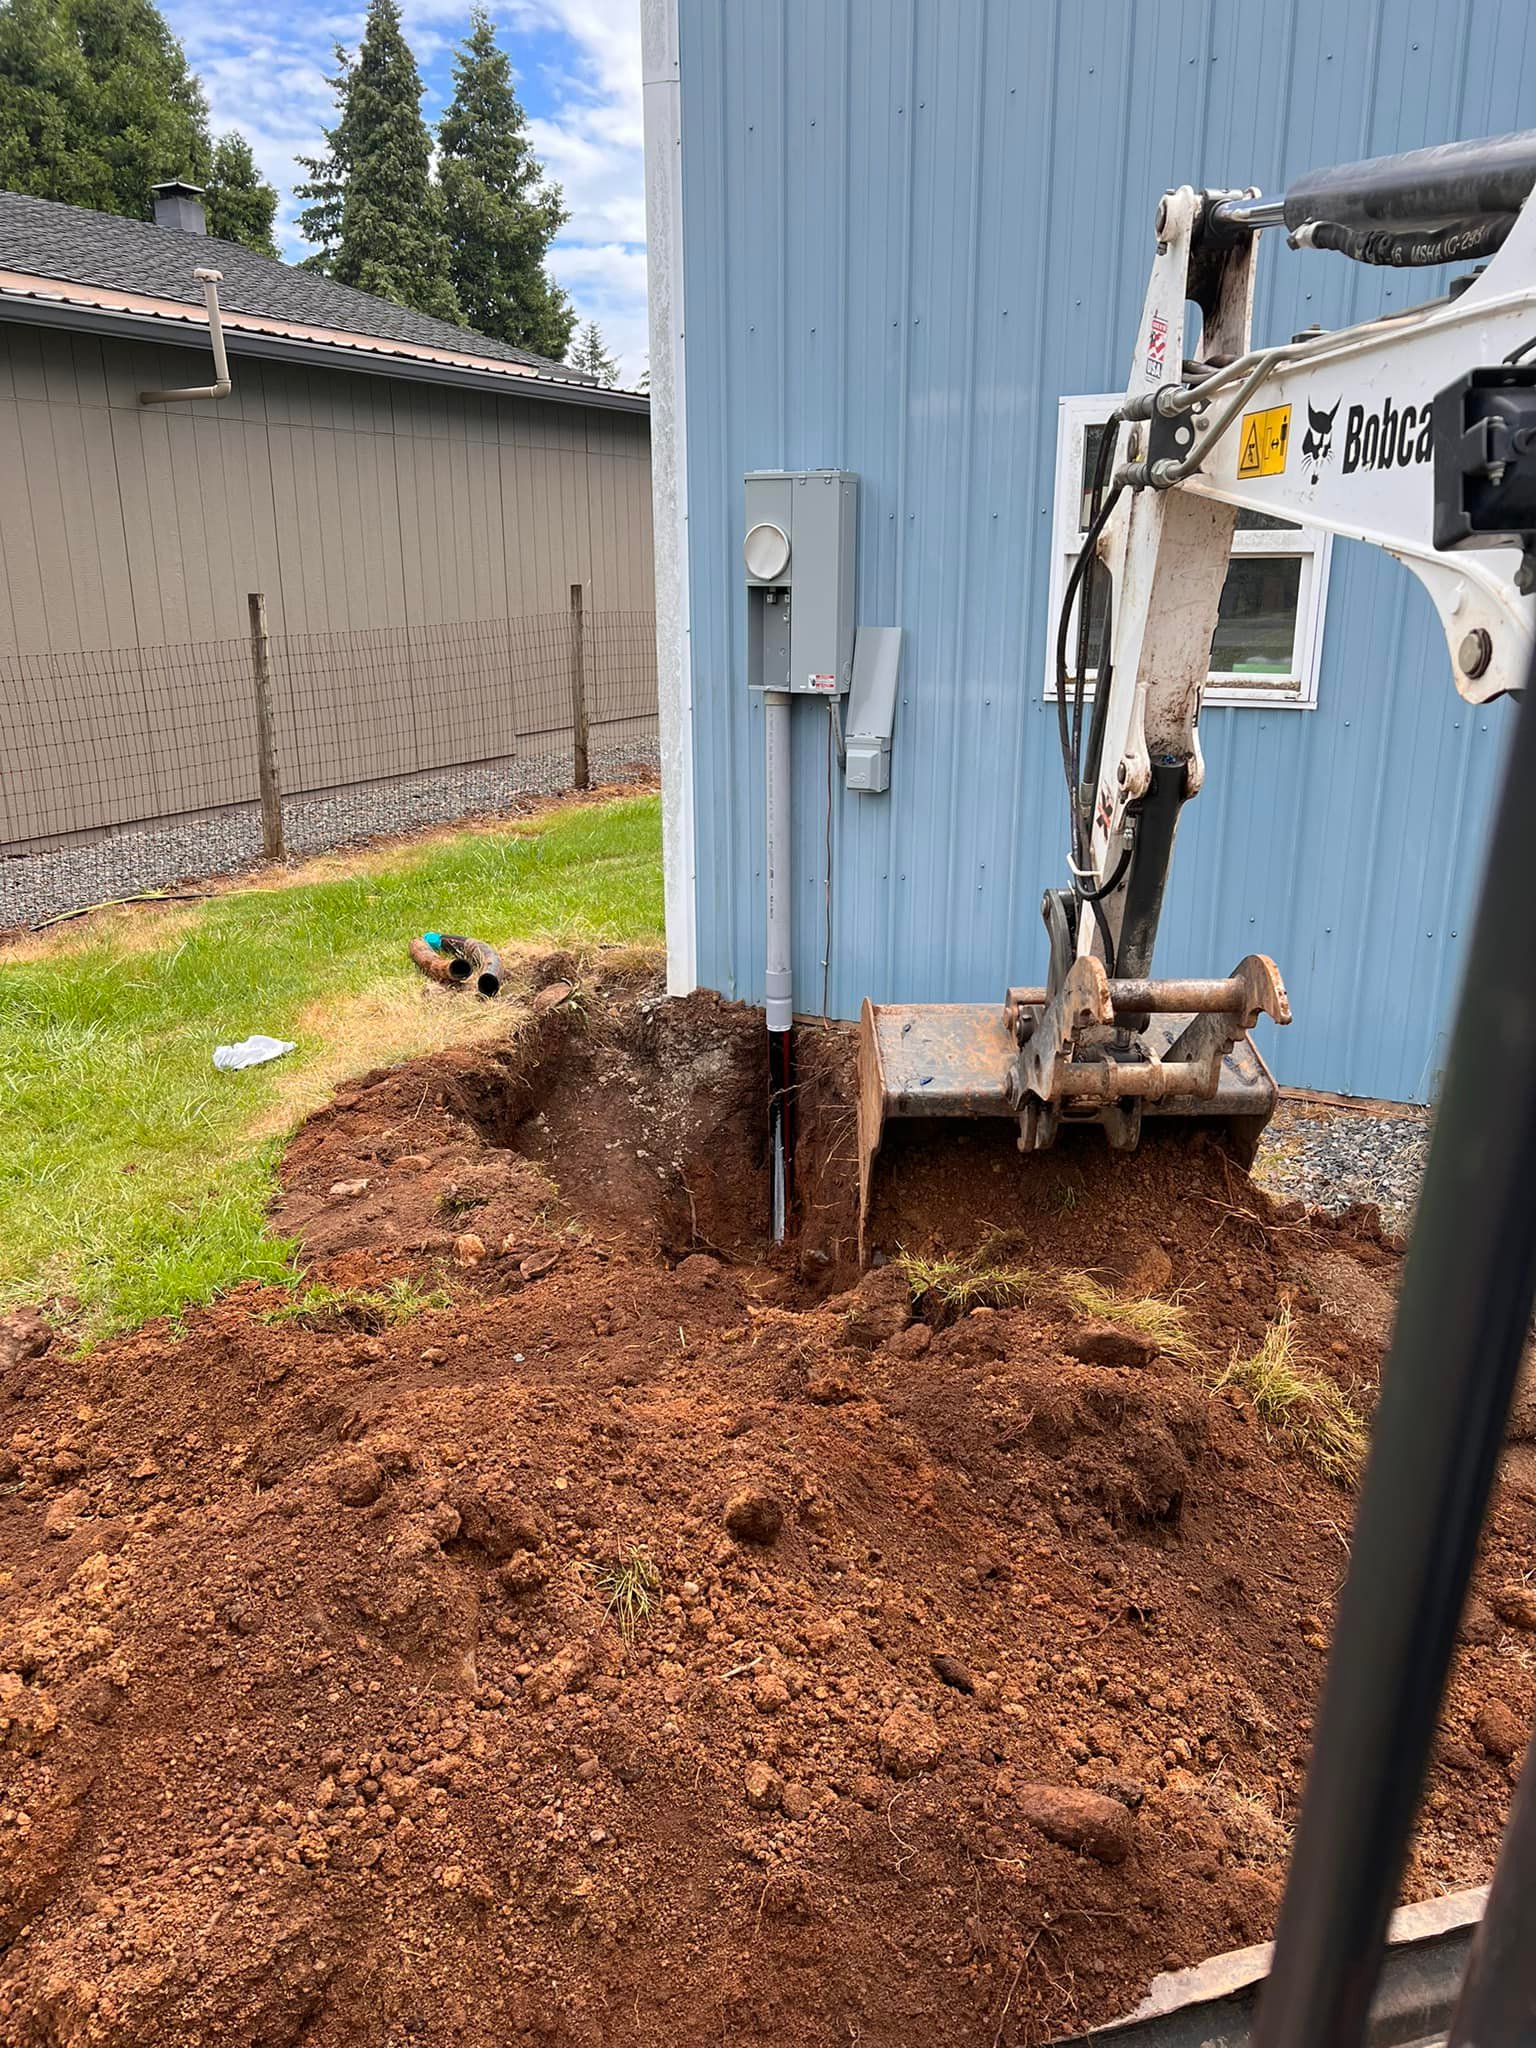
(1251, 667), (1536, 2048)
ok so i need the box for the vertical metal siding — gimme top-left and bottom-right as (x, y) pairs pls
(677, 0), (1536, 1100)
(0, 322), (653, 843)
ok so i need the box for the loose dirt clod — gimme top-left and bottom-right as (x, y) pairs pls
(724, 1486), (784, 1544)
(878, 1702), (945, 1778)
(1068, 1323), (1161, 1369)
(1, 982), (1531, 2048)
(1474, 1701), (1525, 1761)
(1493, 1583), (1536, 1630)
(1011, 1782), (1137, 1865)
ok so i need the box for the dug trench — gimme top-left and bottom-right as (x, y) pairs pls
(4, 967), (1536, 2048)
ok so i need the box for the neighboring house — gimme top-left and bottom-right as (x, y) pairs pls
(643, 0), (1532, 1102)
(0, 183), (653, 919)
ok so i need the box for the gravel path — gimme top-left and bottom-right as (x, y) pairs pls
(1252, 1096), (1431, 1237)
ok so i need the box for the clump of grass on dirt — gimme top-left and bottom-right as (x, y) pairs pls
(580, 1547), (663, 1642)
(900, 1236), (1200, 1362)
(263, 1277), (451, 1334)
(1213, 1303), (1367, 1485)
(1058, 1272), (1202, 1364)
(0, 793), (664, 1339)
(898, 1243), (1040, 1314)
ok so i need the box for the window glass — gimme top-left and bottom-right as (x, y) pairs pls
(1211, 557), (1303, 677)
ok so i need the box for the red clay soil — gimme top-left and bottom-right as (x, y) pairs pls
(3, 978), (1534, 2048)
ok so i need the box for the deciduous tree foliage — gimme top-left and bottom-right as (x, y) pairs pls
(438, 9), (574, 358)
(0, 0), (276, 252)
(296, 0), (460, 323)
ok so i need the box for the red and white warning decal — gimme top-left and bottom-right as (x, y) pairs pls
(807, 672), (837, 692)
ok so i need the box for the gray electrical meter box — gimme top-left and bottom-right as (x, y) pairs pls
(743, 470), (858, 695)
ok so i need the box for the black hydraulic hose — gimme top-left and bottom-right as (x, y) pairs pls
(1053, 482), (1123, 867)
(1251, 673), (1536, 2048)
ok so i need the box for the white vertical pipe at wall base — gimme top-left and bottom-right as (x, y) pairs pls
(764, 690), (793, 1032)
(764, 689), (793, 1242)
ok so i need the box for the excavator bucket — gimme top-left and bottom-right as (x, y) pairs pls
(855, 955), (1289, 1260)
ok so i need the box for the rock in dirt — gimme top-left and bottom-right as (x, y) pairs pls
(886, 1322), (933, 1359)
(781, 1781), (813, 1821)
(43, 1486), (86, 1538)
(1493, 1584), (1536, 1631)
(1011, 1782), (1135, 1866)
(878, 1703), (944, 1779)
(841, 1265), (914, 1350)
(1461, 1594), (1498, 1646)
(530, 982), (573, 1012)
(753, 1671), (791, 1715)
(0, 1305), (51, 1370)
(453, 1233), (487, 1269)
(725, 1487), (783, 1545)
(329, 1178), (370, 1200)
(519, 1251), (561, 1282)
(1067, 1324), (1160, 1369)
(331, 1452), (384, 1507)
(1474, 1701), (1525, 1762)
(930, 1653), (975, 1695)
(744, 1762), (783, 1813)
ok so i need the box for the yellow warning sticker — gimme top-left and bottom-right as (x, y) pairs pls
(1237, 403), (1291, 477)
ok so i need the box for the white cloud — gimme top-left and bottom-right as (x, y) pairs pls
(164, 0), (649, 380)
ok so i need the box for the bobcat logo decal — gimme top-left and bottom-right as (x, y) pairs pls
(1301, 398), (1340, 481)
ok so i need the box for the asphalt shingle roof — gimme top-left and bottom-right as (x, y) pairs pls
(0, 188), (599, 389)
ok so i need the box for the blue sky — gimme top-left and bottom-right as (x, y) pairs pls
(160, 0), (647, 380)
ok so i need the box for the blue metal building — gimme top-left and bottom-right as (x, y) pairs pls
(642, 0), (1536, 1101)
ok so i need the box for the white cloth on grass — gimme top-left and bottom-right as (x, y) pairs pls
(213, 1035), (297, 1071)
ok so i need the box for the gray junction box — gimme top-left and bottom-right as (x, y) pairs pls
(743, 470), (858, 695)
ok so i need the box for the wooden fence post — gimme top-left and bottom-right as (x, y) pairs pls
(247, 592), (286, 862)
(569, 581), (590, 791)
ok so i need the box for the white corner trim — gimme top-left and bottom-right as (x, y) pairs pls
(642, 0), (697, 995)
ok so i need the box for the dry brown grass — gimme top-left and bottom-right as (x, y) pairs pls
(1213, 1304), (1368, 1485)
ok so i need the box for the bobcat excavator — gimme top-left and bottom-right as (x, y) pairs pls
(856, 129), (1536, 1253)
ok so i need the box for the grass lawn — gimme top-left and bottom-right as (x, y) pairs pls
(0, 793), (664, 1340)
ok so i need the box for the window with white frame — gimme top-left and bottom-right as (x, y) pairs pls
(1045, 393), (1333, 709)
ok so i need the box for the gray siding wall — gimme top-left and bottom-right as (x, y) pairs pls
(0, 324), (652, 842)
(675, 0), (1536, 1102)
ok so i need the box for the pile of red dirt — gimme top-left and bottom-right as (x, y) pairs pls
(3, 978), (1533, 2048)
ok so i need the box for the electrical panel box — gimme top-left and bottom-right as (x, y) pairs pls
(744, 470), (858, 694)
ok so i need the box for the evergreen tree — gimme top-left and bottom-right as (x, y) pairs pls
(437, 9), (574, 358)
(567, 320), (619, 387)
(297, 0), (460, 322)
(294, 44), (350, 272)
(0, 0), (276, 253)
(205, 132), (278, 256)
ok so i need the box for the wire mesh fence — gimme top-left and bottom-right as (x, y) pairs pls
(0, 604), (659, 929)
